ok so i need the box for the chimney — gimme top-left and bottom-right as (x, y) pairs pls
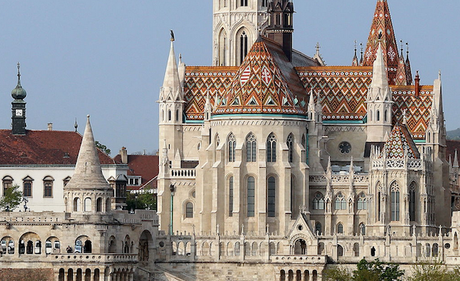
(414, 71), (420, 97)
(120, 147), (128, 164)
(48, 123), (53, 131)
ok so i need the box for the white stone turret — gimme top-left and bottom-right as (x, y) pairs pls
(366, 43), (393, 142)
(64, 115), (113, 215)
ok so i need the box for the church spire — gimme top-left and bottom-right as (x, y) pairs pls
(395, 40), (408, 86)
(405, 43), (413, 85)
(352, 41), (359, 66)
(363, 0), (399, 85)
(160, 31), (183, 102)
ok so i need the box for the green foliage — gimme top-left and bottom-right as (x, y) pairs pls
(95, 140), (111, 155)
(324, 259), (404, 281)
(0, 185), (23, 212)
(126, 189), (156, 211)
(409, 261), (460, 281)
(323, 266), (352, 281)
(353, 258), (404, 281)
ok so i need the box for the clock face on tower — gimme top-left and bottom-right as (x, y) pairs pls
(15, 109), (23, 117)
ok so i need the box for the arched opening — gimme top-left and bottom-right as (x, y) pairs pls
(67, 269), (73, 281)
(139, 230), (152, 262)
(315, 222), (322, 235)
(376, 110), (380, 121)
(228, 133), (236, 162)
(185, 202), (193, 218)
(234, 242), (240, 256)
(106, 198), (111, 212)
(391, 182), (400, 221)
(266, 133), (277, 162)
(318, 242), (324, 255)
(337, 244), (344, 257)
(76, 269), (82, 281)
(287, 134), (294, 163)
(294, 239), (306, 255)
(337, 223), (344, 234)
(84, 240), (92, 253)
(218, 28), (227, 66)
(247, 176), (255, 217)
(228, 176), (234, 217)
(108, 236), (116, 253)
(280, 270), (286, 281)
(96, 197), (102, 212)
(409, 182), (416, 222)
(84, 269), (91, 281)
(74, 197), (81, 212)
(26, 241), (33, 254)
(94, 269), (100, 281)
(371, 246), (376, 257)
(246, 133), (257, 162)
(267, 176), (276, 217)
(239, 31), (249, 64)
(84, 197), (92, 212)
(59, 269), (65, 281)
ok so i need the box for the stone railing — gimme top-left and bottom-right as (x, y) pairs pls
(309, 175), (369, 185)
(271, 255), (326, 264)
(372, 159), (423, 170)
(51, 253), (138, 263)
(170, 168), (196, 178)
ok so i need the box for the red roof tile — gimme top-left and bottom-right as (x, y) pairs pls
(113, 154), (159, 189)
(0, 130), (114, 165)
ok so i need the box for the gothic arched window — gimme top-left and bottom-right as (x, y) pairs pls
(247, 176), (255, 217)
(409, 182), (416, 222)
(228, 133), (236, 162)
(337, 223), (344, 234)
(186, 202), (193, 218)
(391, 182), (400, 221)
(266, 133), (277, 162)
(218, 29), (227, 66)
(246, 133), (257, 162)
(229, 176), (234, 217)
(287, 133), (294, 163)
(313, 193), (325, 210)
(335, 193), (346, 210)
(267, 176), (276, 217)
(357, 193), (367, 210)
(240, 31), (248, 64)
(315, 222), (322, 235)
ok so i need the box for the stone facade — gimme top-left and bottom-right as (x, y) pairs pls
(154, 1), (460, 280)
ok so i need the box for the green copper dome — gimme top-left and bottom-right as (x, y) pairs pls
(11, 63), (26, 100)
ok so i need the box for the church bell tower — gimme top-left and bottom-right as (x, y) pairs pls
(11, 63), (27, 136)
(212, 0), (270, 66)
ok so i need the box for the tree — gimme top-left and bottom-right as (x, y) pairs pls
(323, 266), (352, 281)
(126, 189), (156, 211)
(409, 261), (460, 281)
(0, 185), (23, 212)
(95, 140), (111, 155)
(353, 259), (404, 281)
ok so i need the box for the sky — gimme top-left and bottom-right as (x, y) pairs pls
(0, 1), (458, 155)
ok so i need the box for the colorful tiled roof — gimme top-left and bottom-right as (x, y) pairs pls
(381, 124), (420, 159)
(363, 0), (399, 84)
(0, 130), (115, 165)
(296, 66), (373, 121)
(184, 66), (238, 121)
(214, 37), (307, 115)
(392, 85), (433, 140)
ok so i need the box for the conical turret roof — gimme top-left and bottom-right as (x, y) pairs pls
(65, 115), (111, 191)
(363, 0), (399, 84)
(160, 38), (182, 101)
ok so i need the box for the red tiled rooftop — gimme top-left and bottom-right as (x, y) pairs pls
(0, 130), (114, 165)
